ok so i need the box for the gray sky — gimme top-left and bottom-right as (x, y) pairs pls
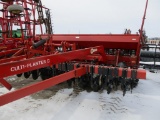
(43, 0), (160, 38)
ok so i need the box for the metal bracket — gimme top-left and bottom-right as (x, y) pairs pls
(113, 67), (119, 77)
(58, 63), (62, 71)
(108, 68), (113, 79)
(90, 66), (95, 75)
(61, 63), (67, 72)
(131, 70), (137, 80)
(67, 63), (74, 71)
(122, 69), (127, 78)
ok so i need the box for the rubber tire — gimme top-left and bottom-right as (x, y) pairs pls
(92, 83), (99, 92)
(31, 70), (39, 80)
(7, 4), (24, 14)
(78, 80), (86, 89)
(91, 76), (100, 92)
(24, 72), (30, 79)
(67, 79), (72, 88)
(17, 73), (22, 77)
(40, 67), (53, 80)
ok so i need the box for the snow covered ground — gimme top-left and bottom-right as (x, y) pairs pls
(0, 70), (160, 120)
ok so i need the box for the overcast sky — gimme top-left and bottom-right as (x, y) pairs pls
(42, 0), (160, 38)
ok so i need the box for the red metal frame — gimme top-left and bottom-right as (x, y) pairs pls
(0, 64), (146, 106)
(0, 46), (105, 78)
(0, 67), (87, 106)
(0, 0), (48, 52)
(0, 0), (148, 106)
(0, 45), (146, 106)
(35, 34), (142, 67)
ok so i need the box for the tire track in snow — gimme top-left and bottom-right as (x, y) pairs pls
(98, 92), (130, 120)
(108, 97), (128, 113)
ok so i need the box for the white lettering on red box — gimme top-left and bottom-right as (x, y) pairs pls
(11, 59), (50, 72)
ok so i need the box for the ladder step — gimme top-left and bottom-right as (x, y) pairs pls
(5, 16), (16, 18)
(24, 8), (31, 11)
(17, 29), (28, 31)
(0, 31), (9, 33)
(24, 21), (32, 24)
(0, 9), (6, 12)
